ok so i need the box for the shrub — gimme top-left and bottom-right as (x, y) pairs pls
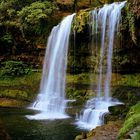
(0, 61), (32, 77)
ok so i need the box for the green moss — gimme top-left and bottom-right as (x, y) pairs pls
(120, 3), (136, 45)
(126, 3), (136, 44)
(112, 74), (140, 104)
(0, 70), (41, 86)
(66, 73), (90, 84)
(0, 90), (28, 100)
(66, 88), (89, 100)
(75, 135), (83, 140)
(118, 102), (140, 139)
(119, 74), (140, 87)
(126, 102), (140, 119)
(72, 10), (90, 33)
(0, 61), (32, 77)
(0, 70), (41, 107)
(0, 99), (28, 107)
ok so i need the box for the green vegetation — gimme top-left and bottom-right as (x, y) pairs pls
(0, 70), (41, 87)
(66, 73), (95, 104)
(66, 73), (90, 84)
(128, 131), (140, 140)
(0, 90), (28, 100)
(72, 10), (90, 32)
(118, 102), (140, 139)
(118, 74), (140, 87)
(0, 0), (139, 138)
(120, 3), (136, 45)
(0, 61), (31, 77)
(18, 1), (57, 35)
(66, 87), (95, 102)
(0, 0), (58, 58)
(0, 70), (41, 107)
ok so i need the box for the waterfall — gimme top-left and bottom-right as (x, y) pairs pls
(76, 1), (126, 130)
(27, 14), (75, 120)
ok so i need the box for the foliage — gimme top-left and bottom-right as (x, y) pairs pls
(0, 0), (58, 53)
(0, 61), (32, 77)
(72, 10), (90, 32)
(66, 73), (91, 84)
(120, 3), (136, 44)
(126, 3), (136, 44)
(128, 131), (140, 140)
(126, 102), (140, 120)
(0, 0), (32, 23)
(0, 89), (28, 100)
(119, 74), (140, 87)
(17, 1), (57, 35)
(67, 88), (88, 100)
(0, 33), (13, 44)
(118, 102), (140, 139)
(112, 85), (140, 107)
(0, 70), (41, 86)
(0, 70), (41, 107)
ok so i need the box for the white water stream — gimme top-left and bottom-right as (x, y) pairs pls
(76, 1), (126, 130)
(27, 14), (75, 120)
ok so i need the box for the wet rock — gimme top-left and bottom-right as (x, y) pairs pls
(75, 121), (123, 140)
(104, 104), (126, 123)
(108, 104), (126, 115)
(112, 86), (140, 104)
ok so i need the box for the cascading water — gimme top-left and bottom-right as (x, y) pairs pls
(27, 14), (75, 120)
(76, 1), (126, 130)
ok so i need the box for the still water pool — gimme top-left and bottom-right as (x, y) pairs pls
(0, 108), (82, 140)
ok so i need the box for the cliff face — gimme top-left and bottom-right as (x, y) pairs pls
(0, 0), (139, 70)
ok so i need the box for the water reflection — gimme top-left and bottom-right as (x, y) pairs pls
(0, 108), (81, 140)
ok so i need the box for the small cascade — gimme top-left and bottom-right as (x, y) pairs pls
(27, 14), (75, 120)
(76, 1), (126, 130)
(76, 97), (121, 130)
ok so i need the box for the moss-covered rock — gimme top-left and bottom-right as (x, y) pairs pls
(104, 104), (126, 123)
(118, 102), (140, 139)
(112, 86), (140, 106)
(75, 132), (87, 140)
(110, 86), (140, 121)
(72, 10), (90, 33)
(0, 98), (28, 107)
(0, 90), (28, 101)
(0, 71), (41, 107)
(75, 121), (123, 140)
(119, 1), (140, 49)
